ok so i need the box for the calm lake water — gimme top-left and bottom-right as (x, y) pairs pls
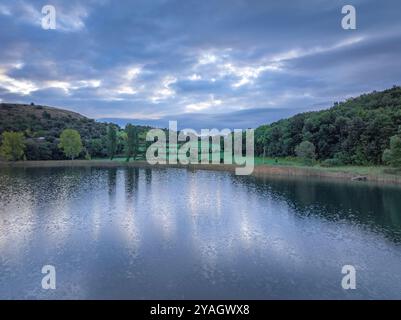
(0, 167), (401, 299)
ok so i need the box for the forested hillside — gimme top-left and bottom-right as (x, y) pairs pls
(255, 86), (401, 165)
(0, 103), (150, 160)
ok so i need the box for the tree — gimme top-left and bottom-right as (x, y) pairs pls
(117, 130), (127, 155)
(295, 141), (316, 165)
(107, 125), (117, 160)
(382, 148), (392, 165)
(382, 135), (401, 167)
(87, 138), (106, 158)
(58, 129), (83, 160)
(0, 131), (25, 161)
(125, 124), (138, 162)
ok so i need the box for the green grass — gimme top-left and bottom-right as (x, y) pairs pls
(254, 157), (401, 176)
(92, 154), (401, 177)
(254, 156), (302, 166)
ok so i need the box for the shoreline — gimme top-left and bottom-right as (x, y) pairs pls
(1, 160), (401, 186)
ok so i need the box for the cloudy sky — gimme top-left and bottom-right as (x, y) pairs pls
(0, 0), (401, 129)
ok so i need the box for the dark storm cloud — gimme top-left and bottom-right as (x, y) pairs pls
(1, 0), (400, 128)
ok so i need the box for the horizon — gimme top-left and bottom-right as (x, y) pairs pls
(1, 0), (401, 130)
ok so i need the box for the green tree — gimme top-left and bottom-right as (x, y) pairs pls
(117, 130), (127, 155)
(0, 131), (26, 161)
(382, 135), (401, 167)
(295, 141), (316, 166)
(125, 124), (138, 162)
(58, 129), (83, 160)
(382, 148), (392, 165)
(107, 125), (117, 160)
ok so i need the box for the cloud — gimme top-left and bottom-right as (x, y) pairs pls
(0, 0), (400, 128)
(186, 95), (223, 112)
(0, 68), (38, 95)
(57, 4), (89, 32)
(0, 4), (12, 16)
(150, 76), (177, 103)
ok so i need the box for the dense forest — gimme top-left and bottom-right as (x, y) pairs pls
(0, 103), (151, 160)
(255, 86), (401, 165)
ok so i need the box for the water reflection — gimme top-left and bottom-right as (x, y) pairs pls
(244, 175), (401, 242)
(0, 167), (401, 299)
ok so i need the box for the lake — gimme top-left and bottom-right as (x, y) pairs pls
(0, 166), (401, 299)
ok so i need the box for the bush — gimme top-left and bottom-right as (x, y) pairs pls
(295, 141), (316, 166)
(333, 152), (351, 165)
(84, 151), (91, 160)
(0, 131), (26, 161)
(382, 135), (401, 167)
(382, 148), (392, 165)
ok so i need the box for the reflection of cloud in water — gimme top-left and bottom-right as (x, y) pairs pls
(147, 170), (177, 240)
(2, 167), (401, 299)
(0, 184), (35, 263)
(91, 194), (103, 241)
(98, 169), (143, 256)
(187, 172), (239, 279)
(118, 201), (140, 257)
(42, 178), (73, 247)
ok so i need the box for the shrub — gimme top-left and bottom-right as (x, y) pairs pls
(382, 135), (401, 167)
(295, 141), (316, 166)
(0, 131), (26, 161)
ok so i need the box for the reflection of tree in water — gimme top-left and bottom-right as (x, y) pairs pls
(13, 167), (93, 201)
(124, 168), (139, 200)
(107, 168), (117, 196)
(145, 168), (152, 184)
(238, 175), (401, 243)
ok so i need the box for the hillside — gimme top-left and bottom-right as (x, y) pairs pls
(255, 86), (401, 165)
(0, 103), (150, 160)
(0, 103), (86, 121)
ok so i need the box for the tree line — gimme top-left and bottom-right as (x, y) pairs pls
(255, 86), (401, 167)
(0, 125), (147, 162)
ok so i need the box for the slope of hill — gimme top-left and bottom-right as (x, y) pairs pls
(255, 86), (401, 165)
(0, 103), (86, 122)
(0, 103), (150, 160)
